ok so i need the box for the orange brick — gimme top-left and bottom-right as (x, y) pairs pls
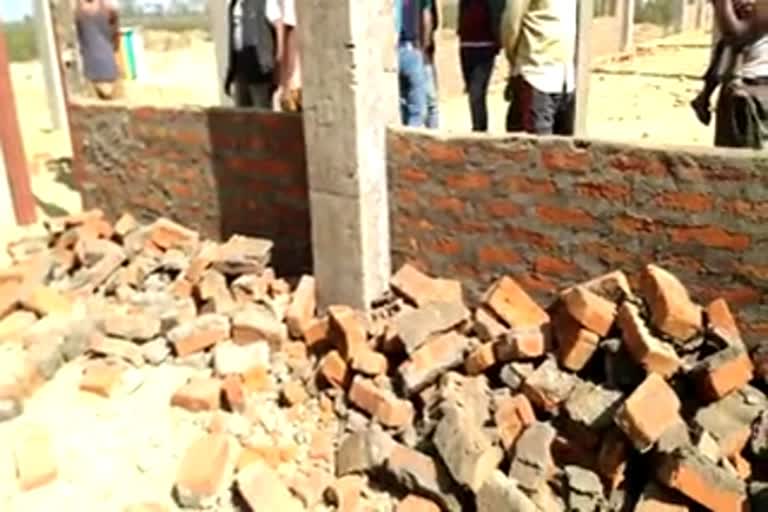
(350, 348), (388, 376)
(238, 444), (283, 471)
(554, 310), (600, 372)
(309, 430), (335, 462)
(495, 394), (536, 451)
(222, 375), (246, 413)
(348, 376), (414, 428)
(21, 285), (72, 316)
(113, 213), (138, 237)
(149, 218), (199, 251)
(304, 316), (330, 349)
(465, 343), (496, 375)
(397, 494), (441, 512)
(657, 449), (747, 512)
(563, 271), (632, 303)
(80, 362), (123, 398)
(614, 374), (681, 453)
(281, 380), (308, 406)
(15, 426), (57, 491)
(172, 328), (229, 358)
(618, 303), (682, 378)
(175, 434), (232, 507)
(325, 475), (365, 512)
(391, 263), (439, 306)
(319, 350), (350, 389)
(562, 286), (616, 336)
(693, 347), (753, 401)
(706, 298), (743, 347)
(89, 335), (144, 366)
(285, 276), (316, 339)
(728, 452), (751, 480)
(505, 326), (547, 359)
(328, 305), (368, 361)
(171, 378), (222, 412)
(482, 276), (549, 329)
(238, 461), (303, 512)
(242, 366), (272, 393)
(639, 264), (702, 341)
(634, 482), (689, 512)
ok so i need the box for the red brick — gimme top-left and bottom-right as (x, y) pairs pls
(401, 167), (428, 183)
(504, 226), (555, 250)
(657, 449), (747, 512)
(433, 195), (464, 213)
(281, 380), (308, 406)
(15, 426), (57, 491)
(482, 276), (549, 329)
(427, 238), (461, 256)
(574, 181), (630, 201)
(304, 316), (330, 349)
(477, 246), (522, 266)
(89, 335), (144, 366)
(222, 375), (246, 413)
(533, 255), (579, 276)
(693, 347), (753, 401)
(562, 286), (616, 336)
(495, 394), (536, 451)
(232, 309), (287, 348)
(614, 373), (681, 453)
(348, 376), (414, 428)
(309, 430), (335, 462)
(597, 429), (628, 490)
(485, 199), (523, 218)
(170, 315), (230, 357)
(113, 213), (138, 237)
(445, 172), (491, 189)
(506, 327), (547, 359)
(397, 494), (441, 512)
(724, 198), (768, 219)
(328, 305), (368, 361)
(609, 154), (668, 177)
(633, 482), (689, 512)
(670, 225), (750, 251)
(242, 366), (273, 393)
(391, 263), (437, 307)
(537, 205), (594, 227)
(554, 310), (600, 372)
(640, 264), (702, 341)
(285, 275), (316, 339)
(319, 350), (350, 389)
(398, 332), (471, 394)
(656, 191), (714, 212)
(424, 141), (465, 164)
(612, 213), (658, 235)
(465, 343), (497, 375)
(149, 218), (199, 251)
(171, 378), (222, 412)
(706, 298), (743, 347)
(350, 349), (388, 376)
(618, 302), (682, 378)
(175, 434), (232, 507)
(326, 475), (365, 512)
(80, 362), (123, 398)
(541, 146), (592, 173)
(196, 269), (235, 314)
(507, 176), (556, 194)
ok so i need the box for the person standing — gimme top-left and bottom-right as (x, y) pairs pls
(458, 0), (506, 131)
(267, 0), (302, 112)
(396, 0), (433, 127)
(712, 0), (768, 148)
(501, 0), (578, 135)
(424, 0), (441, 129)
(75, 0), (121, 100)
(225, 0), (278, 109)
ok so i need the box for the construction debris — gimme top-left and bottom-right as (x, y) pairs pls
(0, 209), (767, 511)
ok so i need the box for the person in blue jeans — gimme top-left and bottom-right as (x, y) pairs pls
(396, 0), (433, 127)
(423, 0), (440, 129)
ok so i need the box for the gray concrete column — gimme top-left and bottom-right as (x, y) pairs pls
(35, 0), (68, 131)
(575, 0), (593, 137)
(296, 0), (398, 310)
(621, 0), (635, 53)
(207, 0), (233, 106)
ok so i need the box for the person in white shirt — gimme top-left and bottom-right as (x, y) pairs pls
(501, 0), (578, 135)
(266, 0), (302, 112)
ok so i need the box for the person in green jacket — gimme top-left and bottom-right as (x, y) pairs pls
(458, 0), (505, 131)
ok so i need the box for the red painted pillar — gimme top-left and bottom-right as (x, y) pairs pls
(0, 15), (36, 225)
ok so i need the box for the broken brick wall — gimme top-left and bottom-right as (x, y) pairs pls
(387, 129), (768, 344)
(68, 101), (311, 275)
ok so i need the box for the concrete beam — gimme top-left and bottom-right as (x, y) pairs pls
(296, 0), (398, 310)
(34, 0), (68, 131)
(207, 0), (233, 106)
(575, 0), (593, 137)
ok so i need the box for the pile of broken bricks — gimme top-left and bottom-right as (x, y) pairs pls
(1, 210), (768, 511)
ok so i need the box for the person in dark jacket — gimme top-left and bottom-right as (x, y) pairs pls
(225, 0), (278, 108)
(75, 0), (121, 100)
(458, 0), (505, 131)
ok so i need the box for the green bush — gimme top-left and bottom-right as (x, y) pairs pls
(635, 0), (677, 27)
(3, 21), (38, 62)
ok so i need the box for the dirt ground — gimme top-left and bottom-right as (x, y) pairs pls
(3, 28), (716, 242)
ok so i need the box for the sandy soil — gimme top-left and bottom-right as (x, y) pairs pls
(2, 28), (717, 242)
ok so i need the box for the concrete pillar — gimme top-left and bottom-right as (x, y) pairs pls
(207, 0), (233, 106)
(296, 0), (398, 310)
(35, 0), (68, 131)
(621, 0), (635, 52)
(575, 0), (593, 137)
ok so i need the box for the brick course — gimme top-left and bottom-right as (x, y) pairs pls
(388, 131), (768, 346)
